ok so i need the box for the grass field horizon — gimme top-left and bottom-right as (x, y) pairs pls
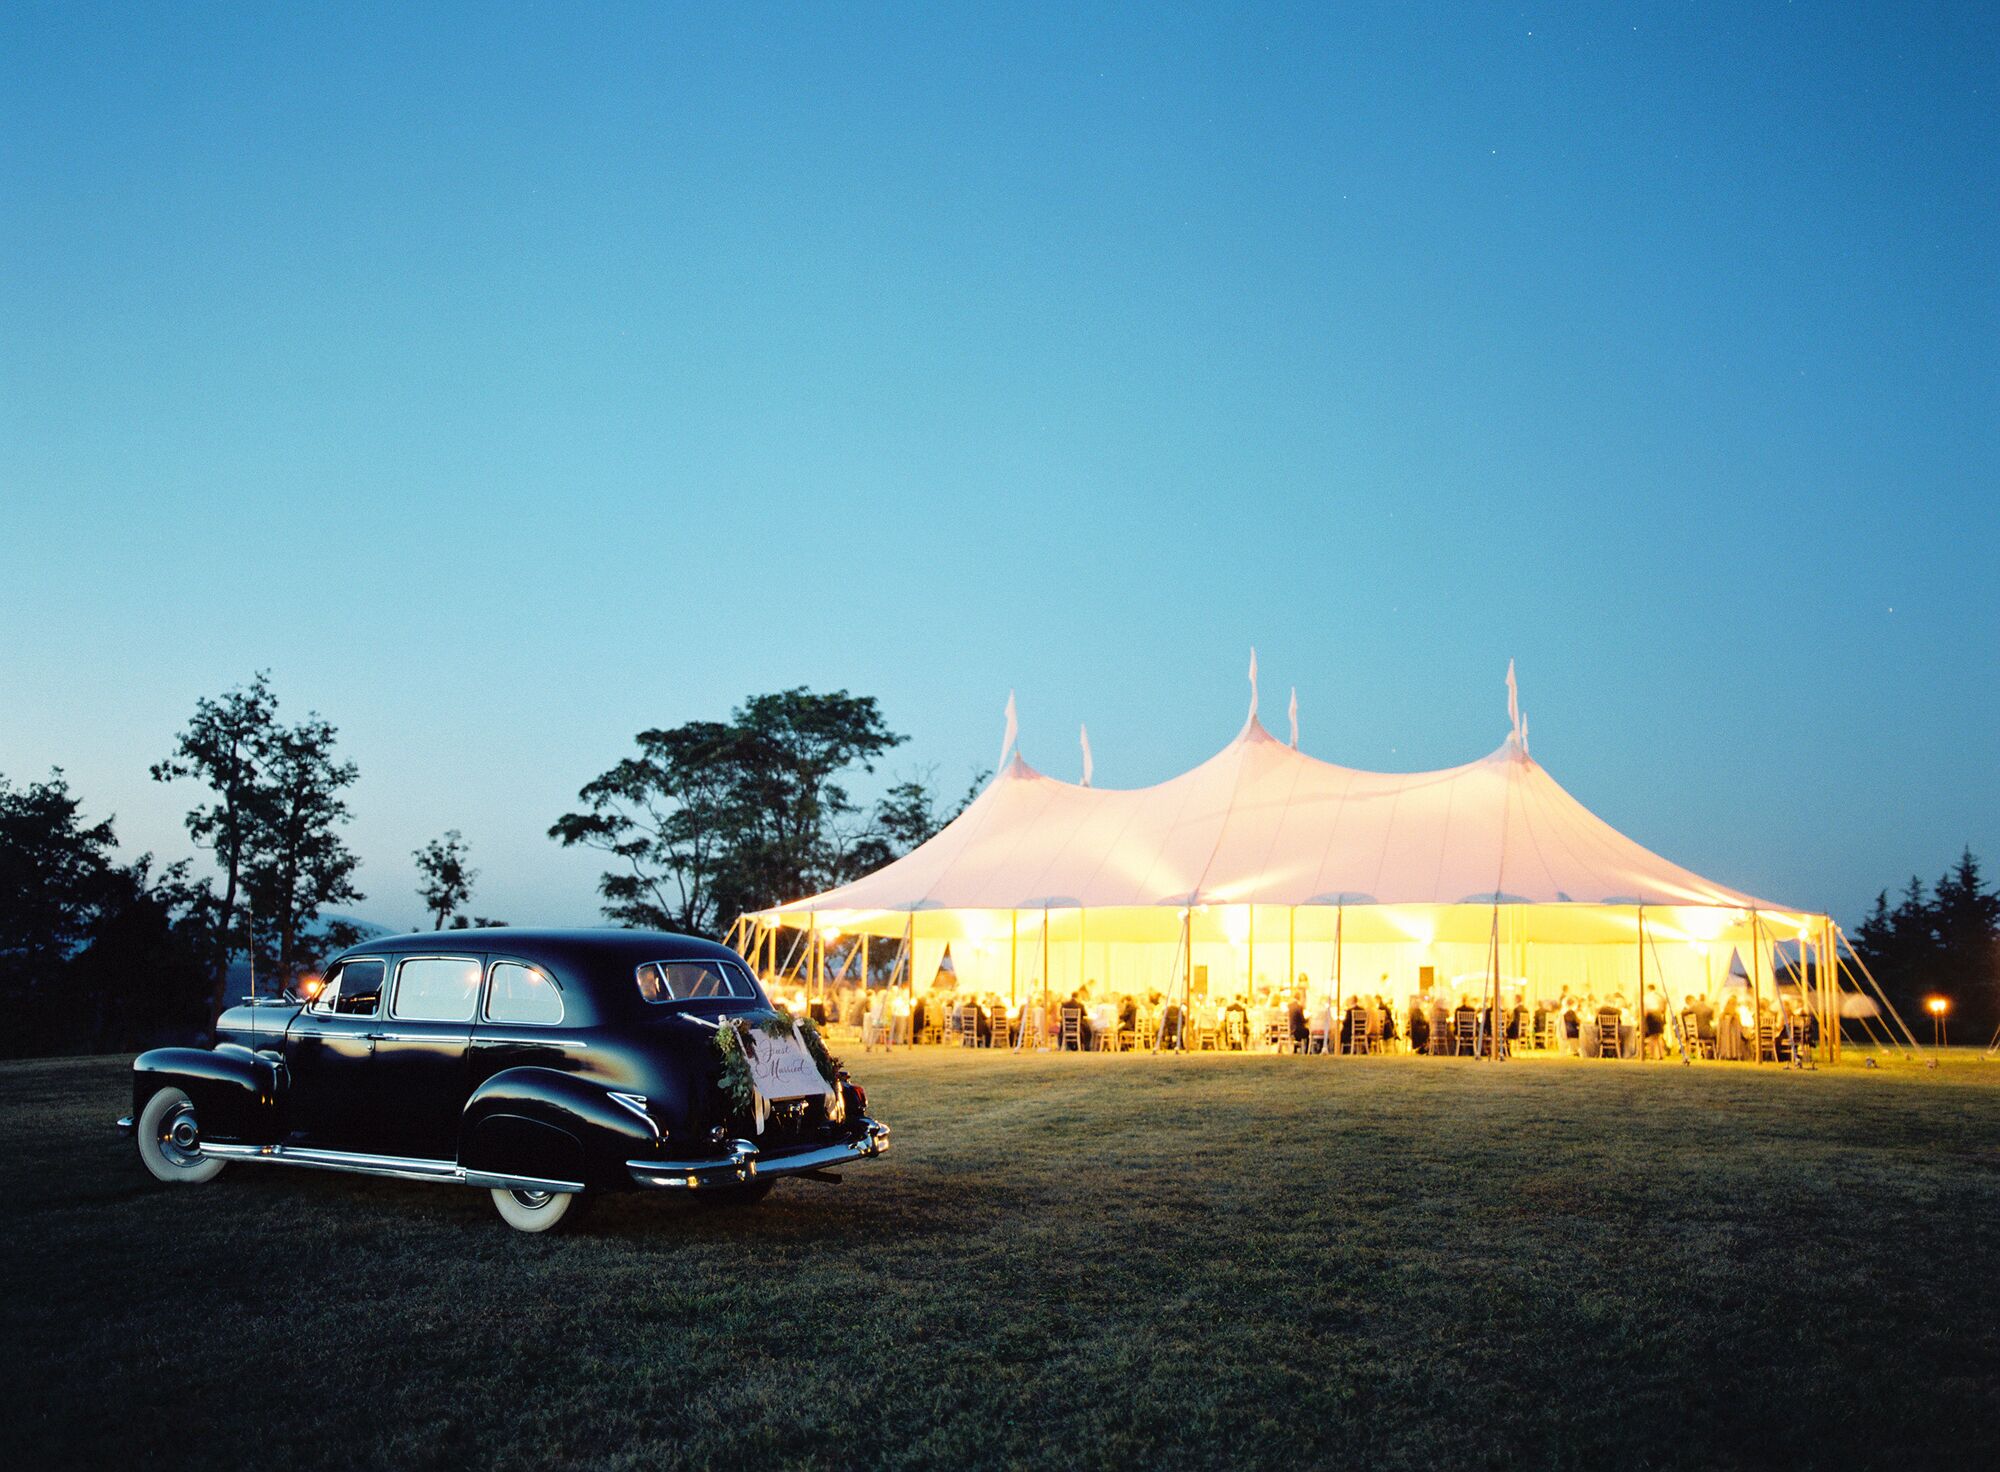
(9, 1049), (1998, 1469)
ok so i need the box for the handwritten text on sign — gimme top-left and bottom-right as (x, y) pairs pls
(739, 1025), (833, 1101)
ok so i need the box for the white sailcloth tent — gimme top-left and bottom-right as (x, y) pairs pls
(744, 684), (1834, 1027)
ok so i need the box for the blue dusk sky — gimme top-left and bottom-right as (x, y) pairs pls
(2, 3), (1994, 931)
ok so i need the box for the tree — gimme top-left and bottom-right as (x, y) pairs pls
(0, 770), (119, 1007)
(1932, 848), (2000, 1022)
(414, 830), (477, 929)
(714, 689), (905, 916)
(551, 720), (750, 935)
(1852, 851), (2000, 1038)
(241, 714), (363, 991)
(553, 690), (907, 938)
(835, 764), (989, 882)
(151, 673), (278, 1011)
(0, 770), (210, 1056)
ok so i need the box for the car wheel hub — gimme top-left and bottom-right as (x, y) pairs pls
(510, 1189), (553, 1209)
(160, 1106), (200, 1166)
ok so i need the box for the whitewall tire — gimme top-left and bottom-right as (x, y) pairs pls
(136, 1086), (227, 1184)
(490, 1186), (580, 1233)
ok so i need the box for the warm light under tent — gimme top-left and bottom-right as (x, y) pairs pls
(737, 691), (1893, 1054)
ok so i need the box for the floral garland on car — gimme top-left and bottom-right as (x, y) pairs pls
(714, 1011), (846, 1132)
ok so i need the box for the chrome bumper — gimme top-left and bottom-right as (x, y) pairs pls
(115, 1115), (134, 1138)
(627, 1118), (891, 1190)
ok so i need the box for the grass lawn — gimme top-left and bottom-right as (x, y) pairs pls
(7, 1048), (1999, 1470)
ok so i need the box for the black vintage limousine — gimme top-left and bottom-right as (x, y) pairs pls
(119, 928), (890, 1231)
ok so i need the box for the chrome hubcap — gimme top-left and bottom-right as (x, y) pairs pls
(510, 1189), (554, 1209)
(158, 1104), (201, 1168)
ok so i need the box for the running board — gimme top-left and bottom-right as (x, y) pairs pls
(197, 1140), (583, 1195)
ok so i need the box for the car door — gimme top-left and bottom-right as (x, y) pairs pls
(466, 957), (575, 1097)
(284, 958), (387, 1149)
(373, 954), (484, 1160)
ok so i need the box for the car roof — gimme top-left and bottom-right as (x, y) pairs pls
(336, 927), (741, 973)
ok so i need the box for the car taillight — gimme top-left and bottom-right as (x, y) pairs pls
(848, 1081), (867, 1113)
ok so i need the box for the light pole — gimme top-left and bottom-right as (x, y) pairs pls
(1926, 995), (1950, 1048)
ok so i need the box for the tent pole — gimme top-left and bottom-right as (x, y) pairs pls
(1183, 904), (1194, 1014)
(1287, 905), (1296, 999)
(1749, 909), (1764, 1063)
(1079, 907), (1087, 1004)
(1824, 916), (1839, 1064)
(1246, 903), (1255, 1000)
(1010, 910), (1018, 1007)
(903, 911), (914, 1017)
(1041, 907), (1050, 1014)
(1637, 906), (1647, 1061)
(1335, 905), (1344, 1039)
(1488, 902), (1501, 1060)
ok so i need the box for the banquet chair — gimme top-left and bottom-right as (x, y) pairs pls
(1756, 1015), (1779, 1063)
(1452, 1010), (1478, 1056)
(1223, 1010), (1249, 1051)
(1059, 1008), (1084, 1052)
(1195, 1020), (1219, 1052)
(1345, 1012), (1370, 1056)
(1595, 1008), (1625, 1059)
(1680, 1011), (1713, 1060)
(960, 1007), (983, 1047)
(989, 1015), (1010, 1051)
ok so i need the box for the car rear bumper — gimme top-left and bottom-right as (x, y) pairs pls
(626, 1117), (890, 1190)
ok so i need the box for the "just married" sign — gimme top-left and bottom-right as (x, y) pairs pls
(736, 1021), (835, 1103)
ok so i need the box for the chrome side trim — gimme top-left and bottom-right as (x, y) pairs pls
(196, 1140), (582, 1194)
(606, 1091), (654, 1127)
(114, 1114), (134, 1138)
(626, 1118), (891, 1190)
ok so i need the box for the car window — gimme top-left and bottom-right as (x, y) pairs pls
(485, 961), (563, 1025)
(391, 956), (482, 1023)
(310, 959), (385, 1017)
(636, 958), (760, 1003)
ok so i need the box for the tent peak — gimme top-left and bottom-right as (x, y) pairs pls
(1234, 712), (1281, 745)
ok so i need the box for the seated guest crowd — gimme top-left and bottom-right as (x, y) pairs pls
(814, 975), (1822, 1063)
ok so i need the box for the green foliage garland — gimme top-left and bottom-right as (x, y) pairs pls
(713, 1011), (846, 1116)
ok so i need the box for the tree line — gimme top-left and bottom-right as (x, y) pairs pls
(1, 678), (971, 1056)
(4, 672), (1990, 1057)
(1849, 849), (2000, 1039)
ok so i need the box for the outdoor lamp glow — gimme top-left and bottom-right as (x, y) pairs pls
(1924, 995), (1951, 1046)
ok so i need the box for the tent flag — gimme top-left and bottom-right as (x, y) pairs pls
(1288, 687), (1299, 749)
(1505, 659), (1521, 741)
(999, 690), (1018, 771)
(1079, 723), (1093, 787)
(1247, 648), (1260, 721)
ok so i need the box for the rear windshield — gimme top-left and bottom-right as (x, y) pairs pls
(635, 958), (765, 1005)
